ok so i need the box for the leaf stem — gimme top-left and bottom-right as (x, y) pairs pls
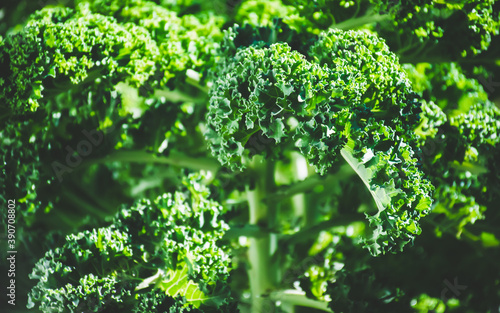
(246, 156), (276, 313)
(266, 163), (354, 202)
(222, 224), (273, 240)
(332, 13), (390, 30)
(289, 152), (309, 226)
(270, 289), (333, 312)
(185, 69), (210, 93)
(86, 150), (220, 173)
(281, 214), (360, 246)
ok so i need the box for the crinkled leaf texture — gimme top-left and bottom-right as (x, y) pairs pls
(206, 25), (433, 255)
(0, 0), (223, 114)
(27, 173), (238, 312)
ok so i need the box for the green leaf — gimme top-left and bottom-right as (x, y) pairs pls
(481, 232), (500, 248)
(152, 264), (212, 308)
(340, 139), (401, 214)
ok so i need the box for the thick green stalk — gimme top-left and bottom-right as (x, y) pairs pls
(281, 152), (307, 313)
(246, 156), (276, 313)
(289, 152), (309, 226)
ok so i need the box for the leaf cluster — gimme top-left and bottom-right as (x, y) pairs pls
(27, 173), (237, 312)
(0, 0), (219, 241)
(206, 24), (433, 254)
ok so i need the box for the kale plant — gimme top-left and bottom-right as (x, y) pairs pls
(1, 1), (499, 312)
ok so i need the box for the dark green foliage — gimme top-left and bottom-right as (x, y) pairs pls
(206, 25), (433, 255)
(281, 0), (374, 30)
(207, 26), (422, 172)
(0, 0), (217, 244)
(283, 0), (500, 60)
(327, 268), (405, 313)
(0, 0), (223, 114)
(27, 173), (238, 312)
(1, 1), (499, 312)
(374, 0), (500, 59)
(405, 62), (500, 239)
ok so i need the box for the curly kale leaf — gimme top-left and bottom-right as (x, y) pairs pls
(406, 62), (500, 238)
(419, 102), (499, 238)
(281, 0), (375, 31)
(327, 268), (405, 313)
(403, 62), (490, 115)
(374, 0), (500, 59)
(134, 289), (239, 313)
(0, 0), (223, 115)
(0, 0), (221, 243)
(206, 25), (433, 254)
(27, 174), (237, 312)
(283, 0), (500, 59)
